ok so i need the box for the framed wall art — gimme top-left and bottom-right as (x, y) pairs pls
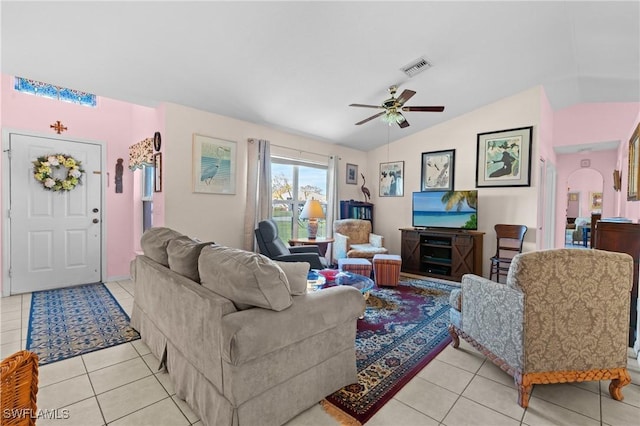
(192, 134), (237, 194)
(589, 191), (602, 212)
(421, 149), (455, 191)
(627, 122), (640, 201)
(476, 126), (533, 188)
(613, 169), (622, 192)
(153, 153), (162, 192)
(346, 163), (358, 185)
(379, 161), (404, 197)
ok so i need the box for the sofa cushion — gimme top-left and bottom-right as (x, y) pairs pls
(167, 236), (212, 283)
(274, 261), (309, 295)
(140, 227), (184, 266)
(199, 245), (293, 311)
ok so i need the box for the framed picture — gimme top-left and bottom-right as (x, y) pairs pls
(613, 169), (622, 192)
(589, 191), (602, 211)
(192, 134), (237, 194)
(627, 122), (640, 201)
(379, 161), (404, 197)
(153, 153), (162, 192)
(476, 126), (533, 187)
(346, 163), (358, 185)
(421, 149), (455, 191)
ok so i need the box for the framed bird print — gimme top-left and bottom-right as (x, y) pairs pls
(379, 161), (404, 197)
(192, 134), (237, 194)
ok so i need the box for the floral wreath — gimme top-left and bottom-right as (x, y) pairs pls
(33, 154), (85, 192)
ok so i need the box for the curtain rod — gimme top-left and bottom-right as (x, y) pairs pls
(270, 143), (332, 159)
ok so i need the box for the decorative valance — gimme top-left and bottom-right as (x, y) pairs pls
(128, 138), (154, 171)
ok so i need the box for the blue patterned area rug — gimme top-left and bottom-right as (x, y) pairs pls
(26, 283), (140, 366)
(322, 278), (456, 425)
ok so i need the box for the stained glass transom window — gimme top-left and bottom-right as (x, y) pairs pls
(14, 77), (97, 107)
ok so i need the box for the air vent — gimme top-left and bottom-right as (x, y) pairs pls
(401, 57), (432, 77)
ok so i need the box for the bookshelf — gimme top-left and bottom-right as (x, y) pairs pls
(340, 200), (374, 227)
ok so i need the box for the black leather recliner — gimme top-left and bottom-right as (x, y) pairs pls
(255, 219), (328, 270)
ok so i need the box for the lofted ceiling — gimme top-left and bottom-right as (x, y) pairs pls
(2, 1), (639, 151)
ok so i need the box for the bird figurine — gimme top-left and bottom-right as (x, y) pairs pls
(360, 173), (371, 202)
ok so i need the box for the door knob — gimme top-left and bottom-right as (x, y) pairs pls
(93, 218), (99, 224)
(93, 208), (99, 213)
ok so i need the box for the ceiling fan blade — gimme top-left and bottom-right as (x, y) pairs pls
(349, 103), (384, 109)
(398, 115), (410, 128)
(355, 111), (385, 125)
(397, 90), (416, 106)
(402, 106), (445, 112)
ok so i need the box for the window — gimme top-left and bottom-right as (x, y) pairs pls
(14, 77), (97, 107)
(271, 157), (328, 242)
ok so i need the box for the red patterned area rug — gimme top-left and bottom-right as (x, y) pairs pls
(322, 278), (456, 425)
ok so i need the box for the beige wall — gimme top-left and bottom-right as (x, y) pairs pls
(162, 103), (367, 248)
(159, 89), (636, 280)
(368, 87), (543, 277)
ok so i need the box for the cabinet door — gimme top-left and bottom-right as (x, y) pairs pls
(401, 231), (421, 273)
(451, 235), (473, 280)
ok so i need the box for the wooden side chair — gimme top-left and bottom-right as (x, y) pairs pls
(1, 350), (39, 426)
(489, 224), (527, 282)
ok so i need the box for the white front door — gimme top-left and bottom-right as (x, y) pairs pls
(8, 133), (103, 294)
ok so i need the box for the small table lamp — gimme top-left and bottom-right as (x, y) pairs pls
(300, 198), (325, 239)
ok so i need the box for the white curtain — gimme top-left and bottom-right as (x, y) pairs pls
(243, 139), (272, 251)
(326, 155), (340, 262)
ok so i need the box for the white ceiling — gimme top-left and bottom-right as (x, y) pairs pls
(2, 1), (639, 151)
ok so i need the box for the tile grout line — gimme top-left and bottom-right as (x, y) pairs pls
(599, 380), (604, 426)
(389, 396), (442, 424)
(428, 357), (485, 424)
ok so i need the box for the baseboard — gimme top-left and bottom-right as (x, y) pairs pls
(104, 275), (131, 283)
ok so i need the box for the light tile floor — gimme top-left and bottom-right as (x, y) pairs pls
(1, 279), (639, 425)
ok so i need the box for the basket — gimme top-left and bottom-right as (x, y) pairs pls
(1, 350), (39, 426)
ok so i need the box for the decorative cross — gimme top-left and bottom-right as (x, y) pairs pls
(50, 120), (68, 134)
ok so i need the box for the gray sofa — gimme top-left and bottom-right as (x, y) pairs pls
(130, 227), (365, 426)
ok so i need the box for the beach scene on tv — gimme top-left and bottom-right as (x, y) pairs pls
(413, 190), (478, 229)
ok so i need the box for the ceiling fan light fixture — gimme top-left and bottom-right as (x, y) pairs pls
(382, 110), (405, 125)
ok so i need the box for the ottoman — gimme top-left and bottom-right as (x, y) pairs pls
(373, 254), (402, 286)
(338, 258), (372, 277)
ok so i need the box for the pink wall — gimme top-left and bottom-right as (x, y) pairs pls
(553, 102), (640, 247)
(620, 111), (640, 222)
(554, 103), (640, 148)
(566, 167), (606, 217)
(1, 74), (161, 285)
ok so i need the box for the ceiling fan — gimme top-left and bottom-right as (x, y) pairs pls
(349, 85), (444, 128)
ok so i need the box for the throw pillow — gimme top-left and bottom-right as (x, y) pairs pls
(140, 227), (184, 266)
(199, 245), (292, 311)
(167, 237), (213, 283)
(274, 261), (310, 295)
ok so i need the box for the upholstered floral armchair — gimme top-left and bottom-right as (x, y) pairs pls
(449, 248), (633, 408)
(332, 219), (388, 261)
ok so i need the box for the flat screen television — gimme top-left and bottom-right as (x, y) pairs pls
(412, 190), (478, 230)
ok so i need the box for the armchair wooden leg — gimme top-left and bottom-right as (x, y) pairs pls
(448, 324), (460, 348)
(515, 373), (532, 408)
(517, 385), (532, 408)
(609, 368), (631, 401)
